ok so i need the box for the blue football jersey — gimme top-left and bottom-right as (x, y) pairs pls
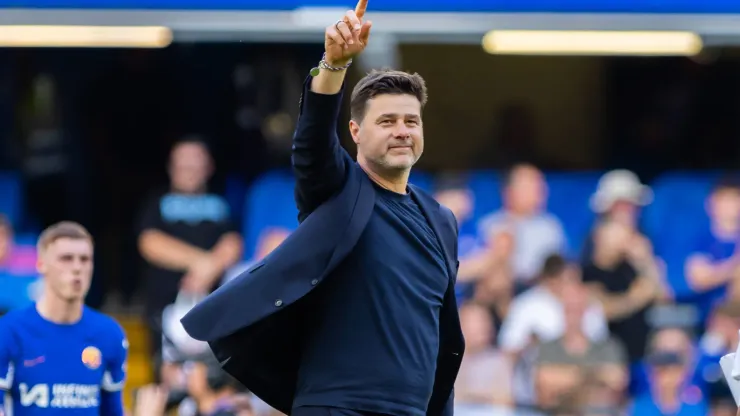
(0, 304), (127, 416)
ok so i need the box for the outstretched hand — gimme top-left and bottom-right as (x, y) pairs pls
(324, 0), (372, 66)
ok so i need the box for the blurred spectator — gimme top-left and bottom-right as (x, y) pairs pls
(685, 178), (740, 324)
(223, 227), (289, 285)
(177, 353), (253, 416)
(160, 292), (212, 390)
(433, 179), (476, 256)
(582, 219), (665, 363)
(499, 255), (608, 355)
(535, 283), (628, 414)
(478, 163), (567, 291)
(470, 240), (514, 333)
(454, 301), (512, 415)
(133, 384), (169, 416)
(695, 303), (740, 408)
(457, 222), (515, 308)
(498, 255), (608, 405)
(630, 328), (707, 415)
(589, 170), (653, 230)
(137, 137), (243, 361)
(581, 169), (653, 264)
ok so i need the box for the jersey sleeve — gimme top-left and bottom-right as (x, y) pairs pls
(100, 321), (127, 416)
(101, 322), (128, 393)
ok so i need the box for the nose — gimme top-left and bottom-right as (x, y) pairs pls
(392, 121), (412, 138)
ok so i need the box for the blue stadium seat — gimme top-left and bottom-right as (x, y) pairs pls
(0, 171), (22, 228)
(242, 170), (298, 259)
(546, 171), (602, 255)
(643, 172), (718, 258)
(225, 175), (247, 227)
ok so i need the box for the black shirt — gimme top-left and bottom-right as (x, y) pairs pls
(137, 192), (238, 314)
(581, 260), (651, 363)
(294, 185), (450, 416)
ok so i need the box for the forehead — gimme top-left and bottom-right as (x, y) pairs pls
(511, 167), (543, 183)
(47, 237), (93, 254)
(713, 187), (740, 198)
(172, 143), (209, 163)
(365, 94), (421, 117)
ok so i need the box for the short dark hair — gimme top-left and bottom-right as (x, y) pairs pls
(712, 175), (740, 194)
(540, 254), (568, 279)
(350, 68), (428, 122)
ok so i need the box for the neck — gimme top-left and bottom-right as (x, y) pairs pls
(36, 292), (83, 324)
(172, 186), (206, 195)
(504, 202), (534, 217)
(542, 279), (561, 296)
(655, 385), (680, 409)
(358, 158), (409, 194)
(712, 218), (740, 239)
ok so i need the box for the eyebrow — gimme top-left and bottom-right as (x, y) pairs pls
(376, 113), (420, 120)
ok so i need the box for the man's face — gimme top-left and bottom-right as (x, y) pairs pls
(709, 188), (740, 224)
(505, 166), (547, 215)
(350, 94), (423, 173)
(37, 238), (93, 303)
(169, 143), (212, 193)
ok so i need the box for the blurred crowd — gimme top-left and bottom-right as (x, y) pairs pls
(2, 136), (740, 416)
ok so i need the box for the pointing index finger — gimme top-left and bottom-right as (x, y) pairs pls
(354, 0), (368, 19)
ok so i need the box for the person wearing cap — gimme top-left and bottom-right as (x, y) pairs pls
(629, 330), (708, 416)
(581, 217), (665, 364)
(589, 169), (653, 230)
(685, 177), (740, 325)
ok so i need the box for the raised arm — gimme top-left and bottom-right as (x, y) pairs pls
(292, 2), (372, 220)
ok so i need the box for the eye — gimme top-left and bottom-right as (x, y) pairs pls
(379, 120), (394, 126)
(406, 119), (419, 125)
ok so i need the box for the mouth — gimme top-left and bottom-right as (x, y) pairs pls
(389, 145), (412, 151)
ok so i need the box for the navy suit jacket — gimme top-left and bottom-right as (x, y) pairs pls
(181, 76), (465, 416)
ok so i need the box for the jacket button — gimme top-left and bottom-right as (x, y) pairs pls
(311, 279), (319, 285)
(275, 299), (283, 307)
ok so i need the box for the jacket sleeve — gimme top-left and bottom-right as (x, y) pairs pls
(292, 75), (351, 222)
(441, 390), (454, 416)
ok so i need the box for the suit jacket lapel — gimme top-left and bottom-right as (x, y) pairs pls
(409, 185), (457, 279)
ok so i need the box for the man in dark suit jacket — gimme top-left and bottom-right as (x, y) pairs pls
(181, 3), (464, 416)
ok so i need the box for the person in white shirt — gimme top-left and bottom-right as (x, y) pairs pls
(498, 254), (609, 406)
(499, 254), (609, 354)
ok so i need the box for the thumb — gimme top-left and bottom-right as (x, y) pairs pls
(359, 20), (372, 45)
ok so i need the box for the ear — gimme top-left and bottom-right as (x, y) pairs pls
(36, 256), (45, 275)
(349, 119), (361, 145)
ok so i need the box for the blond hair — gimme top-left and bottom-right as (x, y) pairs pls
(37, 221), (93, 254)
